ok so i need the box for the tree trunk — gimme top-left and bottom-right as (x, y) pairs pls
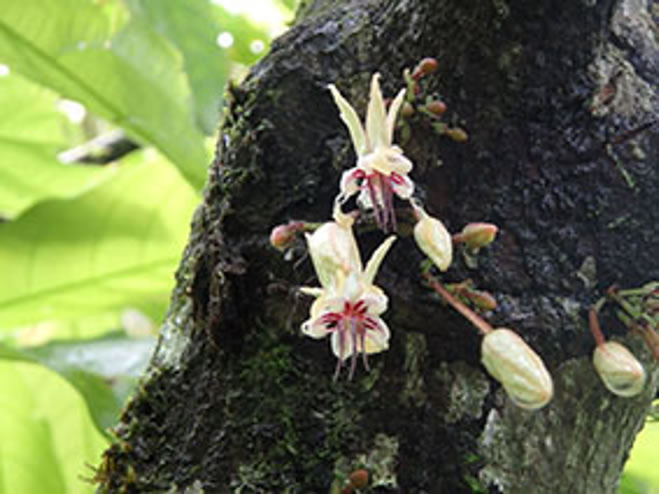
(97, 0), (658, 492)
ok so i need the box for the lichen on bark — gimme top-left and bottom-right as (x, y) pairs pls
(96, 0), (658, 492)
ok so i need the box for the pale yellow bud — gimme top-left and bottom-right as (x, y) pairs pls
(413, 205), (453, 271)
(593, 341), (646, 397)
(481, 328), (554, 410)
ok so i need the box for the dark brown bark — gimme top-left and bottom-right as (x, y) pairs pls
(97, 0), (658, 492)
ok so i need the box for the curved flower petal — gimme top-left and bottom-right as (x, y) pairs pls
(364, 235), (396, 286)
(306, 220), (362, 288)
(299, 286), (324, 298)
(339, 167), (363, 200)
(386, 88), (407, 145)
(328, 84), (367, 156)
(361, 287), (388, 316)
(301, 295), (332, 338)
(301, 315), (331, 339)
(366, 73), (388, 150)
(363, 317), (390, 354)
(391, 172), (414, 199)
(366, 148), (413, 177)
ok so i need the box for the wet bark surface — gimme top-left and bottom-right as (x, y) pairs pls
(97, 1), (658, 492)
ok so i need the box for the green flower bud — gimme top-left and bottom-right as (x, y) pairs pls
(481, 328), (554, 410)
(593, 341), (646, 397)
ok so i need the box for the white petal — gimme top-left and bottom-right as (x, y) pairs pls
(306, 221), (362, 287)
(363, 317), (390, 354)
(386, 147), (414, 175)
(386, 87), (406, 144)
(366, 148), (413, 177)
(366, 73), (388, 150)
(364, 235), (396, 286)
(361, 287), (388, 315)
(339, 167), (362, 199)
(301, 315), (329, 339)
(391, 172), (415, 199)
(331, 329), (355, 361)
(299, 286), (324, 298)
(328, 84), (367, 156)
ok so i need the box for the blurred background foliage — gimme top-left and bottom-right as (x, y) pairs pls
(0, 0), (293, 491)
(0, 1), (655, 493)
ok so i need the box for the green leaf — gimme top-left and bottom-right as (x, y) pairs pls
(0, 72), (117, 219)
(126, 0), (230, 135)
(0, 149), (199, 331)
(0, 0), (209, 188)
(0, 333), (155, 434)
(0, 360), (107, 494)
(620, 416), (659, 493)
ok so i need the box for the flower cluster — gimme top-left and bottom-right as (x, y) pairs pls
(270, 68), (556, 410)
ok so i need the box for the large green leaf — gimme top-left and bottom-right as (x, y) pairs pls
(0, 150), (199, 331)
(0, 333), (155, 434)
(0, 73), (117, 219)
(126, 0), (230, 135)
(0, 360), (107, 494)
(0, 0), (209, 188)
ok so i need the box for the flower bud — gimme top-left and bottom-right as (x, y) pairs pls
(481, 328), (554, 410)
(593, 341), (646, 397)
(454, 222), (498, 250)
(348, 469), (369, 489)
(270, 222), (301, 250)
(413, 205), (453, 272)
(400, 101), (415, 117)
(464, 289), (497, 311)
(443, 127), (468, 142)
(412, 57), (438, 78)
(425, 100), (447, 116)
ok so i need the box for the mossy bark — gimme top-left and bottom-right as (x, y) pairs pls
(97, 0), (659, 492)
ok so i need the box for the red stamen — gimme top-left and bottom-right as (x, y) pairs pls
(390, 172), (405, 185)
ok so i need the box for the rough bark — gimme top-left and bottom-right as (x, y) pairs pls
(97, 0), (658, 492)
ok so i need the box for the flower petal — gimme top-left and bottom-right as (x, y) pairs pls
(339, 167), (363, 200)
(391, 172), (415, 199)
(299, 286), (324, 298)
(331, 327), (355, 361)
(306, 220), (362, 287)
(363, 317), (390, 354)
(328, 84), (367, 156)
(365, 148), (413, 177)
(366, 73), (388, 150)
(364, 235), (396, 286)
(301, 297), (331, 338)
(386, 87), (406, 144)
(361, 287), (388, 315)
